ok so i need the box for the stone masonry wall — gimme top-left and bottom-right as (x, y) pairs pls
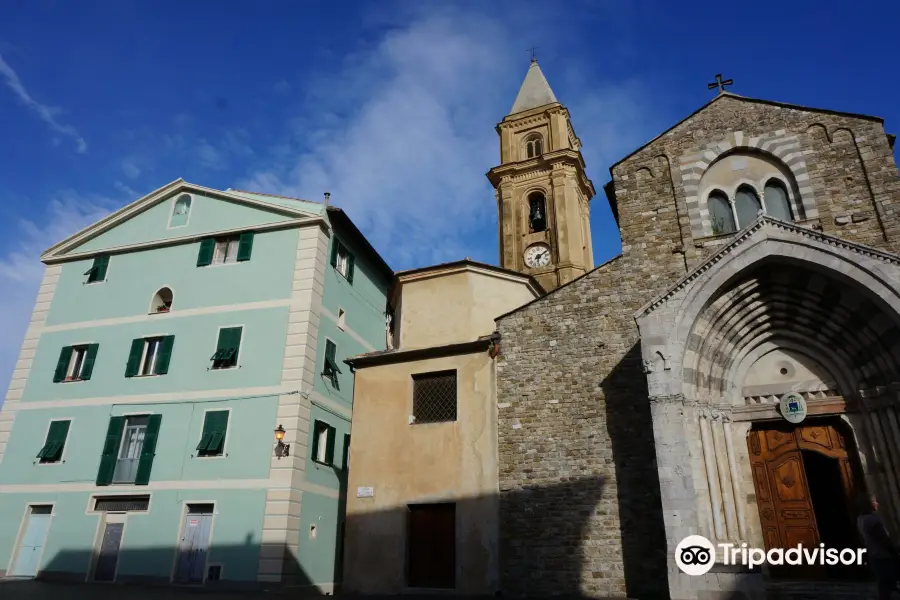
(495, 96), (900, 599)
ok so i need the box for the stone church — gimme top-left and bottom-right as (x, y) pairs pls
(343, 58), (900, 600)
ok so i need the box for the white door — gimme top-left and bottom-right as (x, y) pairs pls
(10, 506), (53, 577)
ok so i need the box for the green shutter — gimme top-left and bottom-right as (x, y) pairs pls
(346, 253), (355, 283)
(236, 232), (254, 262)
(197, 411), (229, 455)
(94, 255), (110, 281)
(53, 346), (73, 382)
(80, 344), (99, 380)
(324, 424), (336, 465)
(330, 240), (339, 267)
(342, 434), (350, 470)
(325, 340), (336, 362)
(37, 420), (71, 462)
(154, 336), (175, 375)
(134, 414), (162, 485)
(124, 339), (144, 378)
(96, 417), (126, 486)
(197, 239), (215, 267)
(311, 421), (322, 463)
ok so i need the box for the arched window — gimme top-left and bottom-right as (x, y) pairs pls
(525, 135), (543, 159)
(734, 186), (762, 229)
(764, 180), (793, 222)
(708, 190), (736, 235)
(528, 192), (547, 233)
(169, 194), (192, 228)
(151, 287), (173, 314)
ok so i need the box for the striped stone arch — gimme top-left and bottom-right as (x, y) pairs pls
(678, 130), (819, 239)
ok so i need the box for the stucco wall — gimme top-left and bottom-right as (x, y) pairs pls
(343, 351), (499, 595)
(396, 270), (538, 349)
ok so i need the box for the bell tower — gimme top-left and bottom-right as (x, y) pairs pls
(487, 59), (595, 292)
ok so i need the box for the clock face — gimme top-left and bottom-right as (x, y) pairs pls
(524, 244), (551, 268)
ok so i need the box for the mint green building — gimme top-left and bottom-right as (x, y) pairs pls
(0, 179), (392, 591)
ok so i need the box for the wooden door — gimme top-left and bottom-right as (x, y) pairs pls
(10, 506), (53, 577)
(93, 522), (124, 582)
(406, 503), (456, 589)
(175, 505), (214, 583)
(748, 422), (860, 579)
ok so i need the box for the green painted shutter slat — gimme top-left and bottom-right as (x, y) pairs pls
(236, 231), (254, 262)
(124, 339), (144, 377)
(134, 414), (162, 485)
(49, 420), (71, 445)
(228, 327), (243, 351)
(325, 340), (336, 361)
(196, 432), (213, 452)
(154, 336), (175, 375)
(80, 344), (99, 380)
(95, 255), (110, 281)
(330, 241), (339, 267)
(53, 346), (73, 382)
(346, 253), (355, 283)
(197, 239), (215, 267)
(207, 431), (225, 454)
(96, 417), (126, 486)
(324, 425), (336, 465)
(311, 421), (321, 463)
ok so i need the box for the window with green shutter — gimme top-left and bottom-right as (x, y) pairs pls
(311, 420), (336, 466)
(211, 327), (242, 370)
(197, 234), (252, 267)
(36, 420), (71, 464)
(330, 239), (355, 283)
(196, 410), (229, 457)
(125, 336), (175, 378)
(323, 339), (341, 389)
(53, 344), (98, 382)
(85, 255), (110, 283)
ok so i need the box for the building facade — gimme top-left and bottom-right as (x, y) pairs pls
(341, 260), (541, 595)
(0, 179), (391, 591)
(493, 70), (900, 600)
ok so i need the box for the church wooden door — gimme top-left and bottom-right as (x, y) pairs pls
(747, 422), (858, 579)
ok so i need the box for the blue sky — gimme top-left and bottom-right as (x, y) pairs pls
(1, 0), (899, 391)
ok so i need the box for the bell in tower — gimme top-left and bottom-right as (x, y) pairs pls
(486, 59), (595, 292)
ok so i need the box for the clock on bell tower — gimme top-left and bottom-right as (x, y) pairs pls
(486, 58), (595, 292)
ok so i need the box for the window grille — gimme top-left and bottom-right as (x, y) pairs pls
(412, 371), (457, 424)
(93, 495), (150, 512)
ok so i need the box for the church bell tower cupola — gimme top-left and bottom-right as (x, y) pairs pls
(487, 59), (595, 292)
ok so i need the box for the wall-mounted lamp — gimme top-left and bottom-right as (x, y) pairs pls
(274, 424), (290, 459)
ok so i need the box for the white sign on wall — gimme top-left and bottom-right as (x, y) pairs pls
(356, 486), (374, 498)
(780, 392), (808, 424)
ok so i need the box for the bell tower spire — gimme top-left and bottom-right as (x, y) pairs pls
(487, 60), (595, 292)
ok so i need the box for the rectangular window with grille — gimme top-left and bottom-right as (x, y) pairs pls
(412, 370), (457, 424)
(93, 495), (150, 512)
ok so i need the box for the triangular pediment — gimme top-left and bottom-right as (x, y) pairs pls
(635, 216), (900, 320)
(42, 179), (322, 261)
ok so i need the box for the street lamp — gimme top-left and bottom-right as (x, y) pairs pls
(274, 424), (290, 459)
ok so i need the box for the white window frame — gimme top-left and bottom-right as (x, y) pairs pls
(211, 236), (240, 266)
(335, 245), (349, 277)
(138, 338), (162, 377)
(337, 308), (346, 331)
(314, 422), (330, 464)
(67, 346), (89, 381)
(167, 194), (193, 230)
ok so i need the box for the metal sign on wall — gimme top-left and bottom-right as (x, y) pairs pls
(780, 392), (808, 424)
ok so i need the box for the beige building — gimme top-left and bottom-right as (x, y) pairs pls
(341, 259), (542, 595)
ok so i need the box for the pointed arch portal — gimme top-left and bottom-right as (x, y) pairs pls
(635, 217), (900, 589)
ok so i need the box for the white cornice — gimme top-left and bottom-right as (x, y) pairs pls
(41, 179), (322, 261)
(42, 216), (328, 264)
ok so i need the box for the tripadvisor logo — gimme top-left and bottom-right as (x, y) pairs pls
(675, 535), (867, 576)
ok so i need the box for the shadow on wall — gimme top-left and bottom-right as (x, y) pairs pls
(4, 346), (681, 599)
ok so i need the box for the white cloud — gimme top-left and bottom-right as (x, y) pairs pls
(0, 192), (115, 400)
(121, 157), (142, 179)
(197, 138), (225, 170)
(0, 54), (88, 153)
(237, 5), (661, 270)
